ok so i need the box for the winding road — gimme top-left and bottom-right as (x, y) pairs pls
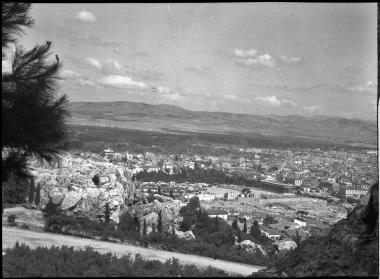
(2, 227), (265, 276)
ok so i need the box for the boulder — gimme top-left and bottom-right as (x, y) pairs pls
(60, 191), (82, 210)
(276, 240), (297, 251)
(50, 191), (65, 205)
(174, 229), (195, 240)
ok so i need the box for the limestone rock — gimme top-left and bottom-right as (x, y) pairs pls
(276, 240), (297, 252)
(174, 229), (195, 240)
(60, 191), (82, 210)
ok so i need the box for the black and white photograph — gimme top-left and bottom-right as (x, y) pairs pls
(2, 2), (378, 277)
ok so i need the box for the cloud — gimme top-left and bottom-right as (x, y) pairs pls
(255, 96), (297, 107)
(155, 86), (172, 94)
(77, 78), (96, 87)
(234, 48), (274, 68)
(75, 10), (97, 22)
(305, 105), (324, 113)
(160, 92), (184, 101)
(234, 48), (258, 58)
(347, 81), (376, 93)
(279, 55), (302, 65)
(224, 94), (239, 101)
(85, 57), (102, 69)
(102, 59), (125, 74)
(185, 66), (210, 75)
(99, 75), (147, 89)
(61, 69), (81, 78)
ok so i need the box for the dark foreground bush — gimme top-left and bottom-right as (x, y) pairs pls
(2, 243), (230, 277)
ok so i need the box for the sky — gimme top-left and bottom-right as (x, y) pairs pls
(3, 3), (378, 120)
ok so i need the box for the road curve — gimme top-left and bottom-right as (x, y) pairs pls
(2, 227), (265, 276)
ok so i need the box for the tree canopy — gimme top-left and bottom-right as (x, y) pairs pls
(2, 3), (69, 183)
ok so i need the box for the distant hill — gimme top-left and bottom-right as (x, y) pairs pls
(67, 101), (377, 148)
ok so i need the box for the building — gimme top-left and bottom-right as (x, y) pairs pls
(162, 162), (174, 174)
(197, 194), (216, 202)
(224, 192), (240, 201)
(260, 179), (296, 195)
(340, 187), (368, 199)
(207, 209), (228, 221)
(293, 218), (307, 228)
(260, 226), (282, 240)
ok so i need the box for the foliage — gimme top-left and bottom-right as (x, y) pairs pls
(2, 175), (29, 204)
(2, 244), (229, 277)
(7, 214), (16, 226)
(263, 215), (278, 225)
(2, 2), (69, 183)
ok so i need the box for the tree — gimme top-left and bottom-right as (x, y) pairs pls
(27, 178), (35, 204)
(104, 203), (111, 225)
(2, 3), (69, 212)
(152, 223), (156, 233)
(243, 220), (247, 233)
(158, 210), (163, 233)
(143, 219), (147, 236)
(2, 3), (69, 206)
(250, 221), (262, 239)
(263, 215), (277, 225)
(232, 218), (239, 231)
(34, 183), (41, 206)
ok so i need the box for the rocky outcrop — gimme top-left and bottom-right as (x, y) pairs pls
(275, 240), (297, 252)
(174, 229), (195, 240)
(121, 199), (183, 235)
(28, 153), (142, 223)
(236, 240), (267, 256)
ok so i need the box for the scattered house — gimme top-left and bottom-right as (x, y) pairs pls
(294, 218), (307, 228)
(162, 162), (174, 174)
(207, 209), (228, 221)
(197, 194), (216, 202)
(131, 165), (144, 174)
(260, 225), (282, 240)
(224, 192), (240, 201)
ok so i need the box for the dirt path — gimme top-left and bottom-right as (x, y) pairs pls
(2, 227), (265, 276)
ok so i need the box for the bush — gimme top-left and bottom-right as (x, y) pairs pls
(2, 244), (230, 277)
(7, 214), (16, 226)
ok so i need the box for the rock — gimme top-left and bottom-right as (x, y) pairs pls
(60, 191), (82, 210)
(50, 191), (65, 205)
(276, 240), (297, 252)
(236, 240), (267, 256)
(174, 229), (195, 240)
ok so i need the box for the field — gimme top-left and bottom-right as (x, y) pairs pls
(64, 124), (368, 155)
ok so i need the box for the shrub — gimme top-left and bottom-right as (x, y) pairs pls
(7, 214), (16, 226)
(2, 244), (230, 277)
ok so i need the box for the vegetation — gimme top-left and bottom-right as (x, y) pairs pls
(2, 243), (230, 277)
(42, 198), (273, 266)
(2, 3), (68, 212)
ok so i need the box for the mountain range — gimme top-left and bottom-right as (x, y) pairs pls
(67, 101), (377, 148)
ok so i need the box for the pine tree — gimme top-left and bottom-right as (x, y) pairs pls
(2, 3), (69, 186)
(28, 178), (35, 204)
(237, 229), (242, 243)
(152, 223), (156, 233)
(232, 218), (239, 231)
(158, 210), (163, 233)
(143, 220), (147, 236)
(104, 203), (111, 225)
(34, 184), (41, 206)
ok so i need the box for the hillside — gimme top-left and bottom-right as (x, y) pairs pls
(67, 101), (377, 148)
(252, 184), (379, 277)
